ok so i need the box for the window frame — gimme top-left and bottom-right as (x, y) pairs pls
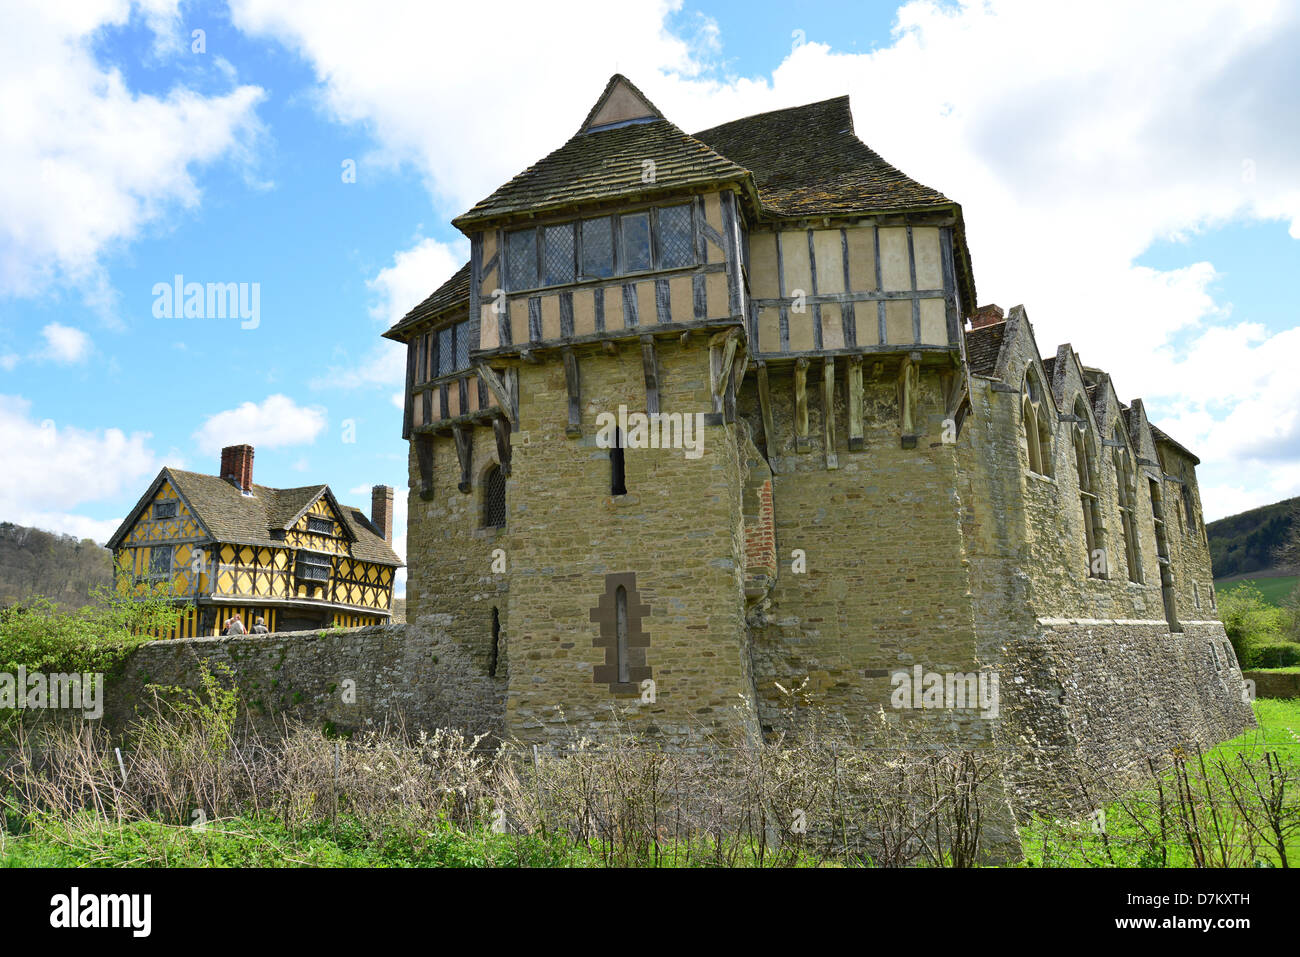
(294, 550), (333, 583)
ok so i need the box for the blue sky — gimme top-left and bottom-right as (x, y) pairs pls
(2, 0), (1298, 594)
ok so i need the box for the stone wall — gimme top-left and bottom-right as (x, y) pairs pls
(103, 623), (506, 741)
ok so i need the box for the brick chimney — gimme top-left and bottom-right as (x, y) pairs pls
(220, 444), (254, 492)
(969, 303), (1005, 329)
(371, 485), (394, 542)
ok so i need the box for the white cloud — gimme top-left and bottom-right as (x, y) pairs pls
(40, 323), (92, 363)
(0, 394), (164, 543)
(231, 0), (1300, 521)
(192, 394), (327, 455)
(0, 1), (265, 317)
(313, 236), (466, 392)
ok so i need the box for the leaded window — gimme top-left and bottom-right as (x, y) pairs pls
(483, 464), (506, 528)
(148, 545), (172, 578)
(307, 515), (333, 535)
(295, 551), (332, 583)
(507, 227), (538, 290)
(455, 320), (470, 369)
(657, 204), (694, 269)
(438, 326), (454, 376)
(543, 223), (576, 286)
(581, 216), (615, 278)
(620, 212), (652, 272)
(153, 501), (178, 520)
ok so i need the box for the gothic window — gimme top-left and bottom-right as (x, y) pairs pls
(615, 585), (630, 684)
(610, 427), (627, 495)
(1073, 398), (1105, 577)
(1112, 426), (1142, 582)
(483, 464), (507, 528)
(1022, 371), (1053, 477)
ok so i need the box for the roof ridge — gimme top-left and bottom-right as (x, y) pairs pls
(693, 94), (852, 137)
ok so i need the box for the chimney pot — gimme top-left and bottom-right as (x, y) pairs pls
(220, 444), (255, 492)
(969, 304), (1005, 329)
(371, 485), (394, 543)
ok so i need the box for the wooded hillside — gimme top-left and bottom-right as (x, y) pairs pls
(1207, 497), (1299, 580)
(0, 521), (113, 610)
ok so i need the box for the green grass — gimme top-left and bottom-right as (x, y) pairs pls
(1220, 575), (1299, 608)
(1018, 698), (1300, 867)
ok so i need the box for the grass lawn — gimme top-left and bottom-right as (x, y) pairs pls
(1019, 697), (1300, 867)
(1219, 575), (1299, 607)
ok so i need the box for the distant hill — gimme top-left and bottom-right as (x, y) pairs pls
(1207, 496), (1299, 580)
(0, 521), (113, 610)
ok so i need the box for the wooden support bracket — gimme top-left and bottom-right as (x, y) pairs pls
(756, 361), (778, 472)
(415, 433), (435, 502)
(493, 416), (512, 476)
(452, 424), (473, 493)
(823, 356), (838, 470)
(641, 335), (660, 415)
(562, 347), (581, 438)
(847, 355), (864, 451)
(794, 357), (811, 453)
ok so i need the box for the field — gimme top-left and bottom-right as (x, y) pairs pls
(1219, 575), (1299, 608)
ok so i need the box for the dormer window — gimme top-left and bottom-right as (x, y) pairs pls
(307, 516), (333, 535)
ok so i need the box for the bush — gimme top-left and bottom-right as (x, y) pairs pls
(0, 585), (181, 676)
(1248, 642), (1300, 669)
(1219, 585), (1288, 666)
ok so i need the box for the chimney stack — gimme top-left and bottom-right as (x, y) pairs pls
(372, 485), (394, 543)
(220, 444), (255, 492)
(969, 303), (1005, 329)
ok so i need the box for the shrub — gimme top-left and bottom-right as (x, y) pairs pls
(1219, 585), (1288, 666)
(1248, 642), (1300, 669)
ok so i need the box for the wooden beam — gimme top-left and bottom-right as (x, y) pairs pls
(640, 335), (660, 415)
(415, 434), (435, 501)
(493, 416), (512, 476)
(898, 354), (919, 449)
(474, 362), (515, 425)
(452, 424), (473, 493)
(823, 356), (838, 469)
(794, 357), (811, 453)
(847, 355), (864, 451)
(562, 347), (581, 438)
(757, 361), (777, 471)
(708, 327), (740, 418)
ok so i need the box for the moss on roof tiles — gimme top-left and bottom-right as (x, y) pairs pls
(384, 260), (470, 340)
(694, 96), (953, 217)
(964, 323), (1006, 376)
(162, 469), (401, 565)
(452, 119), (751, 229)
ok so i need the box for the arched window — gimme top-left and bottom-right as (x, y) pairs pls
(1112, 425), (1142, 582)
(610, 426), (627, 496)
(483, 464), (506, 528)
(488, 606), (500, 677)
(1022, 371), (1053, 477)
(615, 585), (630, 684)
(1073, 398), (1105, 577)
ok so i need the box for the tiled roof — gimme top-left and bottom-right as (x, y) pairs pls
(452, 118), (750, 229)
(694, 96), (953, 217)
(964, 322), (1006, 376)
(110, 469), (402, 566)
(1148, 424), (1201, 466)
(384, 260), (470, 340)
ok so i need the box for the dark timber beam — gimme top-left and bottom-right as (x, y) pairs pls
(641, 335), (660, 415)
(563, 347), (581, 438)
(756, 361), (778, 471)
(823, 356), (838, 470)
(452, 424), (473, 493)
(415, 434), (435, 501)
(847, 355), (864, 451)
(493, 416), (512, 476)
(794, 357), (811, 453)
